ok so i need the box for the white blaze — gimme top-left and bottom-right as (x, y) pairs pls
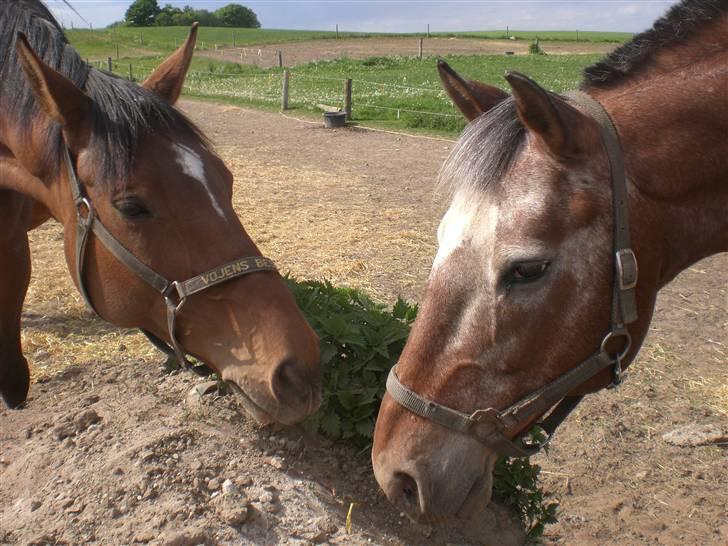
(433, 191), (499, 277)
(174, 143), (226, 220)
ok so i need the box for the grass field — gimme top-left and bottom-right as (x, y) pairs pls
(100, 53), (602, 135)
(67, 26), (630, 59)
(68, 26), (617, 135)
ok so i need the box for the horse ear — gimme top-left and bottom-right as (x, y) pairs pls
(15, 33), (91, 149)
(438, 60), (508, 121)
(505, 71), (588, 158)
(143, 22), (198, 104)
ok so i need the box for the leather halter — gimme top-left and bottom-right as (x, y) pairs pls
(386, 90), (640, 458)
(64, 144), (279, 373)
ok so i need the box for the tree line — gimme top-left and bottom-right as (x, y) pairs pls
(124, 0), (260, 28)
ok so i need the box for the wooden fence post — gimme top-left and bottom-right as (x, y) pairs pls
(344, 78), (352, 121)
(427, 23), (430, 37)
(281, 70), (290, 111)
(116, 43), (119, 59)
(277, 50), (283, 68)
(128, 63), (133, 81)
(418, 38), (423, 59)
(107, 56), (112, 72)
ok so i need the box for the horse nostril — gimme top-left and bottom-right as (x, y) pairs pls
(272, 358), (312, 409)
(394, 472), (420, 511)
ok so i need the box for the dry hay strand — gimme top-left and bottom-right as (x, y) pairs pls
(628, 342), (728, 417)
(711, 383), (728, 416)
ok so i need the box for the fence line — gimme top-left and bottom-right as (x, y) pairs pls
(289, 73), (352, 84)
(110, 61), (461, 124)
(186, 71), (278, 79)
(353, 79), (442, 92)
(357, 103), (460, 118)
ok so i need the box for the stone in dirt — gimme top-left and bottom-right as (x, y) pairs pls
(52, 422), (75, 441)
(221, 479), (239, 496)
(186, 381), (219, 407)
(212, 494), (250, 527)
(160, 529), (214, 546)
(662, 423), (728, 447)
(73, 409), (101, 432)
(299, 516), (338, 543)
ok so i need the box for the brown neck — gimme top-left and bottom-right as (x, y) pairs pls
(591, 36), (728, 288)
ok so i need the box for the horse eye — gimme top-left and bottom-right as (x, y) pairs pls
(113, 197), (151, 219)
(507, 260), (551, 285)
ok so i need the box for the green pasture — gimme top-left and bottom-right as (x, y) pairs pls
(67, 27), (631, 60)
(68, 26), (619, 135)
(99, 53), (602, 136)
(67, 27), (374, 58)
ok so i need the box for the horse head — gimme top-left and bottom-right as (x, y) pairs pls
(371, 61), (655, 522)
(12, 25), (320, 424)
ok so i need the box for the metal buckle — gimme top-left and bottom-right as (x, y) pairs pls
(616, 249), (638, 290)
(469, 407), (505, 432)
(76, 197), (94, 225)
(600, 329), (632, 362)
(163, 281), (187, 313)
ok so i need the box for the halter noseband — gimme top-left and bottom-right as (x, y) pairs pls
(65, 144), (279, 374)
(386, 90), (639, 458)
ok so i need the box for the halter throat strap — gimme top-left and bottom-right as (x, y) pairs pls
(64, 145), (278, 372)
(385, 90), (639, 457)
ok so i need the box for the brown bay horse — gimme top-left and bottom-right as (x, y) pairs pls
(0, 1), (321, 425)
(372, 0), (728, 524)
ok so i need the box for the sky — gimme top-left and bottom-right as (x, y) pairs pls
(47, 0), (678, 33)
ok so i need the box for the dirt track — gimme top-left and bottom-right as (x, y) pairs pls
(199, 36), (616, 68)
(0, 101), (726, 545)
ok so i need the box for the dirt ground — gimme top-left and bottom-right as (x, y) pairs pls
(0, 101), (726, 545)
(199, 36), (616, 68)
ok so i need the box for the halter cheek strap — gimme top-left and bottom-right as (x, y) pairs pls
(386, 90), (639, 457)
(65, 145), (279, 373)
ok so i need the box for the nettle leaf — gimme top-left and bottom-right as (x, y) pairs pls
(320, 413), (341, 438)
(355, 420), (375, 438)
(337, 390), (357, 410)
(392, 297), (412, 320)
(320, 342), (338, 365)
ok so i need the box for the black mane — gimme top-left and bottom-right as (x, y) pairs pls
(583, 0), (728, 87)
(0, 0), (206, 180)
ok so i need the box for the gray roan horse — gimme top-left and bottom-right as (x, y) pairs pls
(372, 0), (728, 524)
(0, 0), (321, 424)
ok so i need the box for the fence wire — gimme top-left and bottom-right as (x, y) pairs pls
(108, 60), (462, 127)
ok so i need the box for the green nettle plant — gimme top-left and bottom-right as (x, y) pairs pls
(286, 278), (559, 537)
